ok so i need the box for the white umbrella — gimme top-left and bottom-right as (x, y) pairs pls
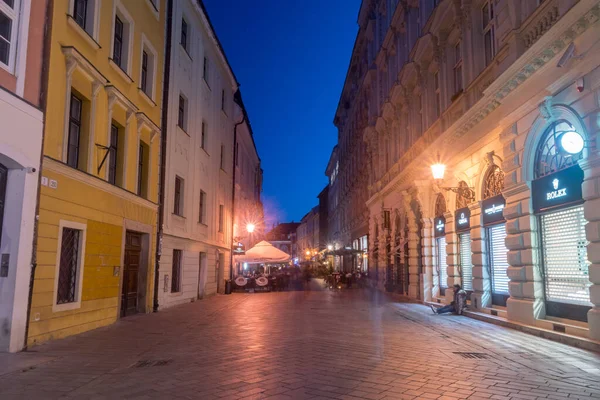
(235, 240), (291, 263)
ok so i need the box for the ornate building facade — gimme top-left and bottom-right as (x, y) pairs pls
(338, 0), (600, 340)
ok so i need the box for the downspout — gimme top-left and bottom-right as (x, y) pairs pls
(153, 0), (173, 312)
(24, 0), (54, 351)
(229, 94), (246, 287)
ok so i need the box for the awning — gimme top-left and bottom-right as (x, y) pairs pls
(234, 241), (291, 264)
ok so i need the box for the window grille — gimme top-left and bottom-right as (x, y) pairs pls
(437, 236), (448, 289)
(535, 120), (584, 178)
(488, 224), (509, 294)
(459, 233), (473, 291)
(541, 206), (591, 305)
(57, 228), (81, 304)
(483, 165), (504, 199)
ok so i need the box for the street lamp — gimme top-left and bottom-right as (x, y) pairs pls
(430, 153), (475, 203)
(246, 223), (255, 233)
(327, 244), (333, 251)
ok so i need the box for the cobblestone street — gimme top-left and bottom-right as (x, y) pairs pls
(1, 285), (599, 400)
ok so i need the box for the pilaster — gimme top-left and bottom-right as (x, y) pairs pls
(421, 217), (434, 302)
(444, 211), (458, 303)
(470, 202), (490, 310)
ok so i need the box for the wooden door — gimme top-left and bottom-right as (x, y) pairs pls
(121, 231), (142, 317)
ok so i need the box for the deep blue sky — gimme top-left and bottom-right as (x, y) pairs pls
(203, 0), (361, 226)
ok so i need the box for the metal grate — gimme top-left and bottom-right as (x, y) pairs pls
(57, 228), (80, 304)
(489, 224), (509, 294)
(436, 237), (448, 289)
(541, 206), (591, 305)
(459, 233), (473, 291)
(453, 352), (491, 359)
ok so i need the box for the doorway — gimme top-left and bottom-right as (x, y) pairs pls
(121, 231), (142, 317)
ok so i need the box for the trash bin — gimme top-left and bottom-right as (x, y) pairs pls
(225, 279), (232, 295)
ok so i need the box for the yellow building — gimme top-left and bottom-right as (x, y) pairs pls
(29, 0), (165, 346)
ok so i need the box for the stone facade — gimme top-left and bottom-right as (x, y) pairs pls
(334, 0), (600, 340)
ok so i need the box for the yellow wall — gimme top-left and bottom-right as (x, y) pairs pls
(30, 0), (165, 346)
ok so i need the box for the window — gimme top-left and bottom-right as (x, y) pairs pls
(171, 249), (182, 293)
(178, 94), (187, 130)
(235, 142), (239, 167)
(174, 176), (184, 216)
(219, 144), (225, 170)
(434, 72), (441, 117)
(482, 0), (495, 66)
(55, 221), (86, 309)
(137, 144), (144, 196)
(73, 0), (87, 29)
(203, 56), (209, 84)
(382, 210), (391, 230)
(141, 51), (148, 93)
(218, 204), (224, 232)
(201, 121), (207, 150)
(199, 190), (206, 224)
(453, 41), (463, 94)
(437, 237), (448, 289)
(113, 15), (124, 67)
(111, 5), (133, 73)
(67, 95), (83, 169)
(221, 90), (227, 113)
(108, 124), (119, 185)
(180, 18), (188, 51)
(0, 0), (19, 71)
(459, 233), (473, 292)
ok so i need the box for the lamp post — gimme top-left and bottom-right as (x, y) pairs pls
(430, 153), (475, 202)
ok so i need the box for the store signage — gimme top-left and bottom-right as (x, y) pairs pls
(256, 277), (269, 287)
(532, 165), (584, 213)
(434, 216), (446, 238)
(235, 276), (248, 286)
(232, 242), (246, 255)
(455, 207), (471, 232)
(482, 195), (506, 225)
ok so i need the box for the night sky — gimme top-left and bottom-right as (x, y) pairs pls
(202, 0), (361, 226)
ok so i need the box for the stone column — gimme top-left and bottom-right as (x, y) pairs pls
(581, 156), (600, 340)
(444, 211), (459, 303)
(421, 217), (434, 302)
(470, 202), (490, 310)
(504, 182), (542, 325)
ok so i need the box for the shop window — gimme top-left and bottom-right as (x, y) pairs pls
(437, 236), (448, 289)
(459, 233), (473, 292)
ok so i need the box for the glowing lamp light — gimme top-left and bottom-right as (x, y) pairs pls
(431, 162), (446, 180)
(305, 250), (311, 256)
(246, 223), (255, 233)
(327, 244), (333, 251)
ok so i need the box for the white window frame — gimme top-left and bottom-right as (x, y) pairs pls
(144, 0), (159, 20)
(482, 0), (495, 67)
(0, 0), (21, 73)
(67, 0), (101, 47)
(218, 204), (224, 233)
(199, 189), (207, 224)
(201, 120), (207, 150)
(203, 56), (209, 87)
(139, 34), (158, 102)
(53, 220), (87, 312)
(110, 0), (134, 76)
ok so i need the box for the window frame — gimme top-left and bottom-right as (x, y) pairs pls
(199, 190), (207, 224)
(53, 220), (87, 312)
(67, 94), (83, 169)
(453, 40), (463, 95)
(218, 204), (224, 233)
(203, 56), (209, 86)
(0, 0), (20, 73)
(219, 143), (225, 171)
(173, 175), (184, 216)
(137, 143), (144, 196)
(110, 0), (135, 75)
(180, 18), (189, 52)
(108, 124), (119, 185)
(68, 0), (100, 43)
(482, 0), (495, 67)
(200, 120), (207, 150)
(434, 71), (441, 117)
(171, 249), (182, 293)
(139, 34), (158, 101)
(177, 94), (187, 131)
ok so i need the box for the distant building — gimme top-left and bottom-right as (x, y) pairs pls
(266, 222), (300, 262)
(296, 206), (320, 261)
(317, 186), (329, 251)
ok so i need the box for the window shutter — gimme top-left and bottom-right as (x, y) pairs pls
(541, 206), (591, 305)
(489, 224), (509, 294)
(459, 233), (473, 291)
(436, 237), (448, 288)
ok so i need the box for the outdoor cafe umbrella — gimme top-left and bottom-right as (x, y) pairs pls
(234, 240), (291, 264)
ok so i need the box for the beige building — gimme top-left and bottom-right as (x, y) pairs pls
(335, 0), (600, 341)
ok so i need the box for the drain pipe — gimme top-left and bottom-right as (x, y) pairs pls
(23, 0), (54, 351)
(153, 0), (174, 312)
(229, 91), (246, 289)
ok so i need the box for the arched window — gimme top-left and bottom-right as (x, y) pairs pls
(483, 165), (505, 199)
(434, 193), (446, 217)
(535, 120), (584, 178)
(456, 181), (474, 209)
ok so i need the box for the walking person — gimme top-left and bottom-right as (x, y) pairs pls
(430, 284), (467, 315)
